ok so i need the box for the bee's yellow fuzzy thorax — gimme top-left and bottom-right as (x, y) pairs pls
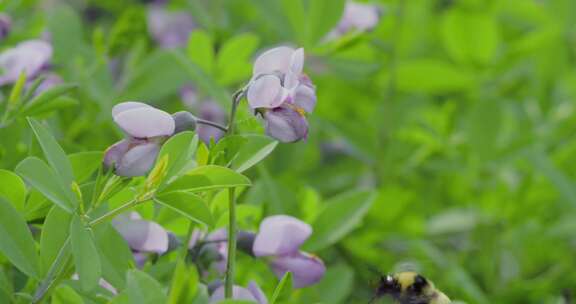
(395, 272), (418, 292)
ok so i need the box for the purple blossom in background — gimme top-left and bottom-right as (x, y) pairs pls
(112, 212), (170, 267)
(104, 101), (175, 177)
(197, 102), (227, 145)
(209, 281), (268, 304)
(147, 4), (195, 48)
(253, 215), (325, 288)
(180, 86), (227, 145)
(247, 46), (317, 143)
(0, 14), (11, 41)
(0, 39), (52, 86)
(327, 1), (381, 40)
(31, 73), (63, 95)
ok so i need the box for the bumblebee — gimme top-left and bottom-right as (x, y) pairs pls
(370, 271), (451, 304)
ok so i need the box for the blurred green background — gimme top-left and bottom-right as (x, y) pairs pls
(1, 0), (576, 303)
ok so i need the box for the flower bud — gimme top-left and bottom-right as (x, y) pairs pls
(172, 111), (197, 134)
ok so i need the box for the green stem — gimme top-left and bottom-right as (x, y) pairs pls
(223, 88), (244, 298)
(32, 238), (70, 303)
(196, 119), (228, 132)
(224, 188), (237, 298)
(88, 199), (138, 226)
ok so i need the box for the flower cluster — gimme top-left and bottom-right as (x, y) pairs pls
(247, 46), (317, 143)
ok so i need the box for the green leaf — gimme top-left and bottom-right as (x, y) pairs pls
(125, 269), (168, 304)
(157, 131), (199, 188)
(306, 0), (346, 46)
(28, 117), (75, 184)
(7, 72), (27, 111)
(281, 0), (307, 44)
(395, 59), (475, 94)
(0, 197), (41, 278)
(20, 96), (78, 117)
(40, 206), (72, 274)
(231, 135), (278, 173)
(155, 192), (213, 227)
(47, 5), (89, 66)
(52, 284), (84, 304)
(441, 8), (500, 65)
(70, 215), (101, 291)
(304, 190), (375, 251)
(0, 169), (27, 212)
(94, 223), (134, 289)
(15, 157), (76, 213)
(316, 264), (354, 304)
(270, 272), (292, 304)
(162, 165), (251, 193)
(188, 30), (215, 74)
(21, 85), (78, 117)
(216, 33), (260, 85)
(168, 259), (199, 304)
(69, 151), (104, 183)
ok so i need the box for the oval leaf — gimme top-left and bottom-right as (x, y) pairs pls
(162, 165), (251, 194)
(126, 269), (168, 304)
(155, 191), (213, 227)
(70, 215), (101, 291)
(0, 197), (41, 278)
(0, 169), (27, 212)
(15, 157), (76, 213)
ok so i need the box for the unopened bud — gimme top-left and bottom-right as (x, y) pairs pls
(172, 111), (197, 134)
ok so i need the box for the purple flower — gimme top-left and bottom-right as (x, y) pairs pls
(209, 281), (268, 304)
(147, 4), (195, 48)
(112, 212), (169, 255)
(247, 47), (316, 143)
(0, 39), (52, 86)
(104, 101), (175, 177)
(253, 215), (325, 288)
(327, 1), (381, 39)
(0, 14), (11, 41)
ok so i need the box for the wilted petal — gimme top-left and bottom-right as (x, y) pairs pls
(253, 215), (312, 257)
(253, 46), (295, 76)
(115, 142), (160, 177)
(0, 39), (52, 86)
(263, 107), (308, 143)
(103, 139), (131, 170)
(112, 101), (152, 118)
(147, 5), (195, 48)
(210, 284), (265, 304)
(247, 75), (285, 109)
(270, 252), (326, 288)
(114, 106), (175, 138)
(292, 84), (316, 113)
(113, 219), (169, 254)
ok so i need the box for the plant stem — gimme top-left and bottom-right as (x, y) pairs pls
(223, 88), (244, 298)
(224, 188), (237, 298)
(195, 119), (228, 132)
(88, 199), (137, 226)
(32, 238), (70, 303)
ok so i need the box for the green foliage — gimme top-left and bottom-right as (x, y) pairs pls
(1, 0), (576, 303)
